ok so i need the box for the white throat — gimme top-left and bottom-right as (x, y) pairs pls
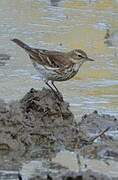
(74, 60), (85, 71)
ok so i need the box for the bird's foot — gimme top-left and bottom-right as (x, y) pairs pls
(45, 81), (63, 101)
(51, 89), (63, 101)
(55, 91), (63, 101)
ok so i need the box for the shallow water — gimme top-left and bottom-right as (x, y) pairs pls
(0, 0), (118, 118)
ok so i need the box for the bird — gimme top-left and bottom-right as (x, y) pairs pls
(11, 38), (94, 99)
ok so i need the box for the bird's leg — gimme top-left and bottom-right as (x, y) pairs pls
(45, 81), (63, 101)
(45, 81), (63, 116)
(51, 81), (63, 101)
(45, 81), (55, 93)
(45, 81), (59, 99)
(51, 81), (60, 94)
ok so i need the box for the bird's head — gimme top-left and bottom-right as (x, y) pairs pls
(68, 49), (94, 64)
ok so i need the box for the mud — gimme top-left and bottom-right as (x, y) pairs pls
(0, 88), (117, 179)
(79, 111), (118, 160)
(28, 170), (115, 180)
(80, 110), (118, 134)
(0, 88), (117, 160)
(0, 88), (81, 162)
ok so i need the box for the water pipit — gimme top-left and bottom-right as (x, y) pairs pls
(12, 39), (94, 99)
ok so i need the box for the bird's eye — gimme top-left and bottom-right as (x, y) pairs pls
(78, 54), (82, 58)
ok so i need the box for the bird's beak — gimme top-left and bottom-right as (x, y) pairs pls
(86, 57), (95, 61)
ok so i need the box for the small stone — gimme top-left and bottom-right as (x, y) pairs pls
(93, 110), (98, 114)
(83, 114), (88, 119)
(114, 118), (117, 122)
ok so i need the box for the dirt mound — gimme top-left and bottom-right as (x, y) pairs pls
(0, 88), (81, 161)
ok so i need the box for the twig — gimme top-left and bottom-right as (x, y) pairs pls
(80, 127), (110, 148)
(90, 127), (110, 143)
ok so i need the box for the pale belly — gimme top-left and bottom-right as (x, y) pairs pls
(32, 61), (80, 82)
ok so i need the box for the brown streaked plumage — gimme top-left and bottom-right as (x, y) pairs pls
(11, 38), (94, 98)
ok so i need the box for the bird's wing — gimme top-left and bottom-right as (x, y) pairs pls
(29, 48), (72, 69)
(11, 39), (72, 69)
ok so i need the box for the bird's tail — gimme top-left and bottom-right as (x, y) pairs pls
(11, 38), (32, 52)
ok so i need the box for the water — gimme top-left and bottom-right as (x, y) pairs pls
(0, 0), (118, 117)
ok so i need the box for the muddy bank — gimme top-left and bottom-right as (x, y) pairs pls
(0, 88), (117, 161)
(0, 88), (117, 179)
(0, 88), (81, 162)
(79, 111), (118, 160)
